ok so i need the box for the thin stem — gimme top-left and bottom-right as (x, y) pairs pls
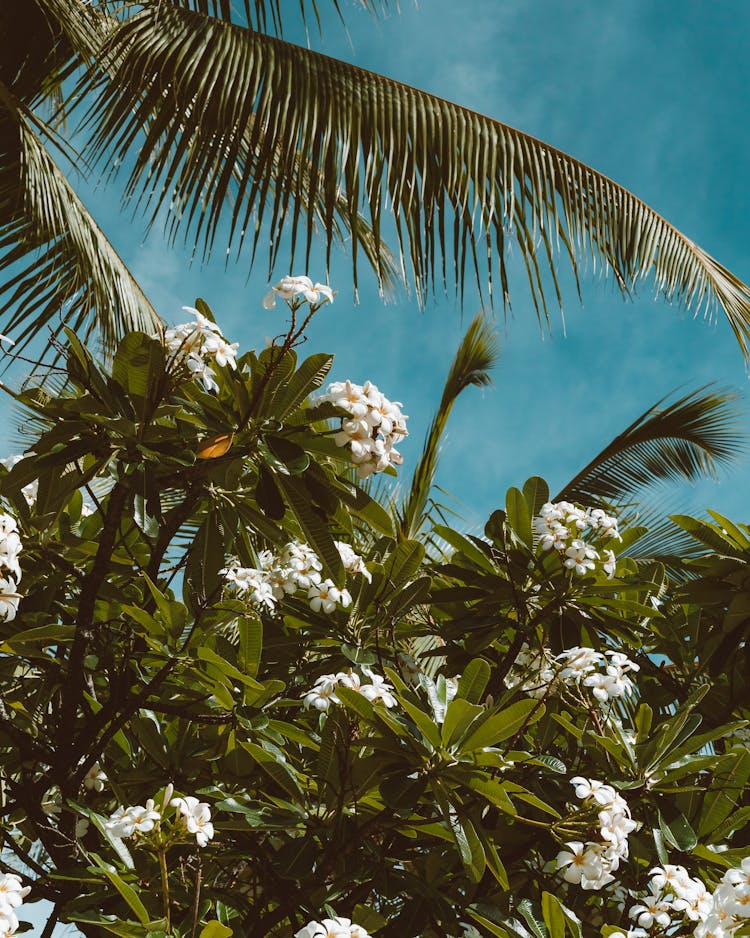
(159, 846), (171, 932)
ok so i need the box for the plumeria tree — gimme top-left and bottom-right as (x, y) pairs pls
(0, 284), (747, 938)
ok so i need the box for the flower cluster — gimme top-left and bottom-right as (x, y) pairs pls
(505, 644), (639, 705)
(105, 786), (214, 849)
(0, 874), (30, 937)
(556, 647), (639, 703)
(555, 777), (637, 890)
(0, 513), (22, 623)
(105, 800), (161, 839)
(162, 307), (239, 392)
(621, 860), (750, 937)
(222, 539), (368, 615)
(303, 668), (397, 711)
(321, 379), (408, 478)
(534, 501), (620, 577)
(295, 916), (370, 938)
(263, 275), (334, 309)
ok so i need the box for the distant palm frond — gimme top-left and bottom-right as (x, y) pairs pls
(617, 506), (708, 580)
(396, 313), (498, 541)
(157, 0), (395, 34)
(554, 386), (745, 506)
(80, 3), (750, 353)
(0, 101), (160, 350)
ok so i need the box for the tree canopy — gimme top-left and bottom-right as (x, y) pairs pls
(0, 290), (747, 938)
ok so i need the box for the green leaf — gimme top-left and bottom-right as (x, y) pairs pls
(336, 685), (376, 722)
(658, 811), (698, 851)
(89, 853), (149, 925)
(275, 473), (345, 586)
(518, 900), (548, 938)
(196, 647), (264, 690)
(698, 749), (750, 836)
(397, 696), (440, 749)
(457, 658), (491, 704)
(460, 700), (545, 753)
(238, 617), (263, 678)
(265, 434), (310, 473)
(2, 624), (75, 646)
(523, 476), (550, 519)
(200, 924), (233, 938)
(275, 352), (334, 418)
(255, 465), (286, 520)
(468, 777), (517, 815)
(442, 699), (484, 748)
(184, 511), (225, 607)
(433, 524), (495, 573)
(506, 486), (532, 547)
(542, 892), (566, 938)
(112, 331), (165, 415)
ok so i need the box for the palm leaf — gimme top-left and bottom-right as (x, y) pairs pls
(395, 313), (498, 541)
(616, 505), (708, 581)
(554, 386), (745, 506)
(154, 0), (394, 34)
(0, 100), (160, 350)
(81, 3), (750, 353)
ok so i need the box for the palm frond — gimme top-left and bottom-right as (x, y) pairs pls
(0, 97), (160, 350)
(617, 505), (708, 580)
(81, 3), (750, 353)
(554, 386), (745, 506)
(395, 313), (498, 541)
(150, 0), (394, 34)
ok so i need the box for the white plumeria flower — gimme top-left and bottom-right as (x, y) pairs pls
(564, 539), (599, 575)
(721, 882), (750, 917)
(629, 883), (674, 929)
(335, 541), (372, 582)
(181, 307), (222, 335)
(171, 796), (215, 847)
(672, 879), (713, 921)
(583, 669), (633, 701)
(323, 379), (408, 477)
(724, 857), (750, 886)
(555, 646), (604, 681)
(0, 874), (30, 911)
(303, 674), (341, 711)
(603, 548), (617, 577)
(308, 579), (352, 614)
(263, 275), (334, 308)
(0, 909), (19, 938)
(555, 841), (601, 884)
(336, 669), (362, 692)
(359, 671), (397, 708)
(295, 918), (368, 938)
(0, 334), (15, 346)
(83, 762), (107, 793)
(202, 333), (239, 369)
(694, 918), (730, 938)
(0, 577), (21, 622)
(570, 777), (616, 804)
(105, 801), (160, 839)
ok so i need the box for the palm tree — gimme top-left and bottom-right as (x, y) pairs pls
(3, 0), (750, 357)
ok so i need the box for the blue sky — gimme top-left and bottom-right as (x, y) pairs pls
(35, 0), (747, 534)
(16, 1), (750, 930)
